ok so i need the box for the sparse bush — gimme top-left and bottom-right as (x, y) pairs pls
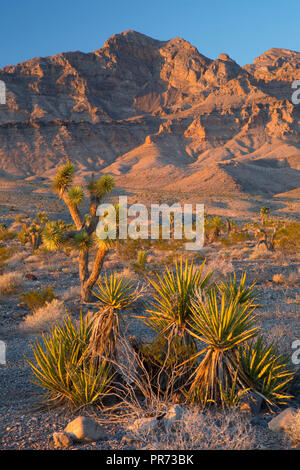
(272, 273), (285, 285)
(21, 298), (66, 333)
(0, 224), (16, 241)
(274, 221), (300, 253)
(19, 287), (56, 312)
(26, 313), (113, 408)
(0, 271), (23, 295)
(134, 250), (148, 270)
(221, 231), (251, 247)
(0, 246), (13, 272)
(141, 409), (256, 450)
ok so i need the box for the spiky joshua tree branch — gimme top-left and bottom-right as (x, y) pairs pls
(43, 161), (115, 301)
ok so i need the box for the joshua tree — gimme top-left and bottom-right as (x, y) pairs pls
(260, 206), (270, 226)
(17, 212), (49, 251)
(42, 161), (115, 301)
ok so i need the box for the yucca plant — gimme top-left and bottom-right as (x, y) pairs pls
(44, 160), (115, 301)
(141, 258), (212, 346)
(25, 313), (113, 408)
(218, 272), (260, 306)
(89, 273), (143, 360)
(239, 336), (295, 406)
(186, 286), (259, 407)
(136, 250), (148, 270)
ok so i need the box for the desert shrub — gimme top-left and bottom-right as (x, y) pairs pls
(25, 312), (113, 408)
(131, 250), (148, 272)
(205, 215), (226, 241)
(21, 298), (66, 333)
(239, 336), (294, 405)
(19, 286), (56, 312)
(274, 221), (300, 252)
(139, 409), (256, 450)
(185, 276), (295, 408)
(0, 224), (16, 241)
(0, 246), (13, 272)
(272, 273), (285, 285)
(138, 335), (197, 395)
(16, 212), (49, 250)
(260, 206), (270, 225)
(0, 271), (23, 295)
(220, 231), (251, 247)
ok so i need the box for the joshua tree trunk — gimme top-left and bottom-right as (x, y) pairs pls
(80, 245), (109, 302)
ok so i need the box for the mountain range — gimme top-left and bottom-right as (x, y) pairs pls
(0, 30), (299, 196)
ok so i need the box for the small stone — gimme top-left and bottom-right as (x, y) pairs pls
(268, 408), (297, 433)
(65, 416), (107, 442)
(53, 431), (73, 448)
(25, 273), (37, 281)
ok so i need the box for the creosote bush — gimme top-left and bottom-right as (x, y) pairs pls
(19, 286), (56, 312)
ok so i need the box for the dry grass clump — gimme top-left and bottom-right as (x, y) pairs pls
(206, 256), (234, 280)
(0, 271), (24, 295)
(61, 285), (80, 301)
(248, 244), (274, 260)
(7, 251), (28, 268)
(20, 298), (66, 333)
(273, 271), (299, 286)
(132, 409), (256, 450)
(272, 273), (286, 285)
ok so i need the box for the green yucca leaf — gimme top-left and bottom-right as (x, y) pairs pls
(87, 174), (114, 199)
(68, 186), (84, 206)
(239, 336), (295, 405)
(42, 221), (65, 251)
(25, 312), (113, 408)
(218, 272), (260, 306)
(52, 162), (75, 194)
(72, 231), (93, 252)
(93, 273), (137, 310)
(142, 258), (212, 341)
(188, 288), (259, 351)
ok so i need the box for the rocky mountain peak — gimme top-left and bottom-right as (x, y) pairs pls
(0, 32), (298, 196)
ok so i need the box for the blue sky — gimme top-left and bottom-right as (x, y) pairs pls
(1, 0), (299, 68)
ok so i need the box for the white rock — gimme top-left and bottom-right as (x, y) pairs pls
(65, 416), (107, 442)
(268, 408), (297, 433)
